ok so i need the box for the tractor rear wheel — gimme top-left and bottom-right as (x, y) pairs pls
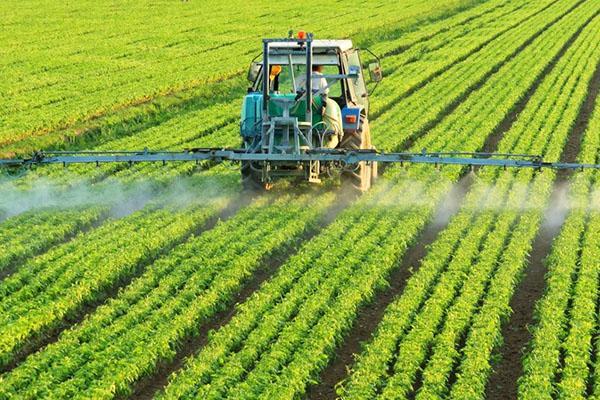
(340, 118), (376, 192)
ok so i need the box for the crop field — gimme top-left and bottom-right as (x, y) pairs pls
(0, 0), (599, 399)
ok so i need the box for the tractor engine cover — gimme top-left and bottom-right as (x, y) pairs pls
(240, 93), (327, 139)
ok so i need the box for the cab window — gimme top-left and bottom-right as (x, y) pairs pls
(276, 64), (305, 93)
(347, 50), (367, 106)
(320, 65), (342, 98)
(271, 64), (342, 98)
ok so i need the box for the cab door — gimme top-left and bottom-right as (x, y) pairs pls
(345, 49), (369, 114)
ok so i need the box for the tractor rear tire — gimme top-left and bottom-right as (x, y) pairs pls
(340, 118), (375, 192)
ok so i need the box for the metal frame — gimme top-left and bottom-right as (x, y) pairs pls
(260, 35), (315, 156)
(2, 149), (599, 171)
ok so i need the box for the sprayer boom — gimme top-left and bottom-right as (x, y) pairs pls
(1, 148), (600, 171)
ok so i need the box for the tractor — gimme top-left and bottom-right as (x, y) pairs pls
(240, 31), (382, 191)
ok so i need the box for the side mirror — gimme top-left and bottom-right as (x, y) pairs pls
(368, 62), (383, 82)
(247, 62), (261, 83)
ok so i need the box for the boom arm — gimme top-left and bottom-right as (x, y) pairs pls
(1, 148), (600, 171)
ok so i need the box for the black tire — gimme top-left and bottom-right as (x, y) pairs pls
(340, 118), (374, 192)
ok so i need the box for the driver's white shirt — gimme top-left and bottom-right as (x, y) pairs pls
(296, 71), (329, 95)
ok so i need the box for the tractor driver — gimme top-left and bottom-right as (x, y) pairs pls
(296, 64), (329, 97)
(269, 65), (283, 91)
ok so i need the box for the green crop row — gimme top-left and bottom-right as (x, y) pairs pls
(102, 0), (573, 186)
(369, 0), (558, 119)
(0, 2), (536, 394)
(564, 90), (600, 400)
(378, 177), (523, 400)
(0, 0), (496, 188)
(518, 81), (600, 399)
(12, 102), (240, 188)
(0, 77), (246, 158)
(2, 0), (517, 188)
(425, 13), (599, 398)
(0, 3), (592, 397)
(159, 96), (516, 398)
(448, 16), (600, 398)
(558, 213), (600, 400)
(373, 0), (582, 151)
(338, 199), (480, 397)
(379, 0), (529, 74)
(1, 0), (484, 153)
(0, 182), (234, 369)
(340, 4), (600, 398)
(155, 175), (439, 399)
(153, 7), (597, 396)
(106, 125), (241, 184)
(368, 0), (516, 56)
(155, 206), (371, 398)
(419, 49), (599, 400)
(0, 207), (106, 274)
(340, 55), (537, 400)
(0, 0), (518, 205)
(343, 111), (539, 397)
(95, 0), (556, 186)
(0, 191), (335, 399)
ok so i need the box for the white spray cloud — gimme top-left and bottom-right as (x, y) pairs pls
(360, 171), (600, 223)
(0, 175), (236, 220)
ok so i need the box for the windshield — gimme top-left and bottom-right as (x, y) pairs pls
(253, 52), (343, 97)
(273, 64), (342, 97)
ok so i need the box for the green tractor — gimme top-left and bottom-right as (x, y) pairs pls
(241, 32), (383, 191)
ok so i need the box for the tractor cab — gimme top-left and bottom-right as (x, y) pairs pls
(240, 32), (382, 191)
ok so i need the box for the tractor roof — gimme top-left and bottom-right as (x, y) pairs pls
(270, 39), (353, 52)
